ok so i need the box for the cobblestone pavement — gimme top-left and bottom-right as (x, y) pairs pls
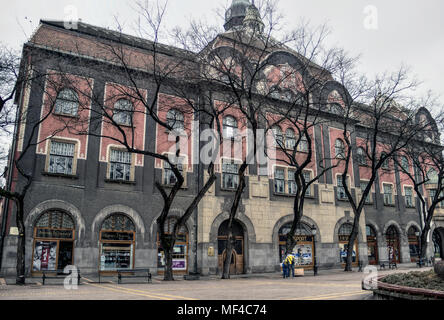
(0, 266), (433, 300)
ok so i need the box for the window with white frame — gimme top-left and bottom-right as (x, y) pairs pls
(288, 170), (297, 195)
(54, 88), (79, 116)
(303, 171), (312, 196)
(356, 147), (367, 166)
(166, 109), (185, 131)
(298, 134), (309, 153)
(163, 160), (185, 186)
(113, 99), (133, 126)
(274, 168), (285, 193)
(360, 181), (372, 204)
(222, 161), (239, 190)
(383, 184), (394, 205)
(109, 149), (132, 181)
(337, 175), (347, 200)
(223, 116), (238, 139)
(429, 189), (444, 208)
(335, 139), (345, 158)
(272, 126), (284, 148)
(48, 141), (75, 175)
(405, 186), (414, 207)
(285, 128), (296, 150)
(400, 156), (410, 173)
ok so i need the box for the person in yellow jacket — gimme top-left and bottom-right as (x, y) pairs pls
(285, 254), (295, 278)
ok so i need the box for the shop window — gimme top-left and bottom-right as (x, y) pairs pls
(32, 210), (75, 273)
(108, 149), (133, 182)
(366, 225), (378, 265)
(338, 223), (358, 265)
(408, 226), (420, 262)
(278, 223), (314, 268)
(47, 140), (76, 175)
(386, 226), (400, 263)
(54, 88), (79, 116)
(222, 160), (239, 190)
(99, 214), (135, 272)
(157, 217), (188, 274)
(113, 99), (133, 126)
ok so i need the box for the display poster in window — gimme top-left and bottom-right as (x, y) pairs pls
(292, 244), (313, 266)
(172, 259), (186, 270)
(339, 242), (357, 263)
(33, 241), (57, 271)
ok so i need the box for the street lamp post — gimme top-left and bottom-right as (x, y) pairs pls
(311, 225), (318, 276)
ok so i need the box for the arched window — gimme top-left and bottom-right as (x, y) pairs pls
(356, 147), (367, 166)
(100, 214), (135, 272)
(278, 222), (314, 267)
(55, 88), (79, 116)
(285, 128), (296, 150)
(113, 99), (133, 126)
(366, 225), (378, 265)
(33, 210), (75, 273)
(272, 125), (284, 147)
(166, 109), (185, 130)
(223, 116), (238, 139)
(335, 139), (345, 158)
(400, 156), (410, 172)
(338, 223), (358, 264)
(408, 226), (420, 262)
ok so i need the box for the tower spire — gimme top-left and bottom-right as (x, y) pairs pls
(224, 0), (251, 31)
(242, 1), (264, 34)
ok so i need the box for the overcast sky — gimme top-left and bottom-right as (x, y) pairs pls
(1, 0), (443, 100)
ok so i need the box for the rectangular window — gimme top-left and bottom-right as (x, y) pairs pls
(303, 171), (312, 196)
(109, 149), (132, 181)
(337, 176), (347, 200)
(222, 161), (239, 190)
(360, 182), (371, 204)
(48, 141), (75, 175)
(405, 187), (414, 207)
(163, 161), (184, 186)
(383, 184), (393, 205)
(288, 170), (297, 195)
(274, 168), (285, 193)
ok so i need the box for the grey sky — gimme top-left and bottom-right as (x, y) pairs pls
(1, 0), (443, 101)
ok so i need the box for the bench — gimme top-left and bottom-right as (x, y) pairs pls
(417, 258), (433, 267)
(42, 269), (81, 285)
(117, 268), (151, 284)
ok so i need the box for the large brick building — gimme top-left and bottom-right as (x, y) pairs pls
(1, 0), (443, 277)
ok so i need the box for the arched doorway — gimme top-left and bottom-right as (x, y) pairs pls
(32, 210), (75, 274)
(218, 220), (244, 275)
(407, 226), (420, 262)
(366, 225), (378, 265)
(338, 223), (359, 266)
(386, 226), (401, 264)
(99, 213), (135, 273)
(433, 229), (443, 259)
(278, 223), (314, 269)
(157, 217), (189, 275)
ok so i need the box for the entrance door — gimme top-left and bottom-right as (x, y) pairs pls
(217, 219), (245, 275)
(386, 226), (400, 263)
(57, 241), (74, 272)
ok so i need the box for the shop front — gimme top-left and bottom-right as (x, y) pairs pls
(157, 218), (189, 275)
(408, 226), (420, 262)
(99, 214), (135, 273)
(338, 223), (359, 267)
(366, 225), (378, 265)
(278, 223), (314, 269)
(32, 210), (75, 274)
(385, 226), (401, 264)
(217, 220), (244, 275)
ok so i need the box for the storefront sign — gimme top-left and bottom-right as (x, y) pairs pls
(101, 232), (134, 241)
(36, 228), (73, 239)
(172, 259), (186, 270)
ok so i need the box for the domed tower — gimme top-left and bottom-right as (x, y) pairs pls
(243, 1), (264, 33)
(224, 0), (251, 31)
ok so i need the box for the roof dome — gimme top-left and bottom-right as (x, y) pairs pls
(224, 0), (251, 31)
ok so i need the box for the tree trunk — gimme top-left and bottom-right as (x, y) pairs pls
(222, 230), (234, 279)
(163, 246), (174, 281)
(344, 217), (359, 272)
(420, 224), (430, 261)
(16, 198), (26, 285)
